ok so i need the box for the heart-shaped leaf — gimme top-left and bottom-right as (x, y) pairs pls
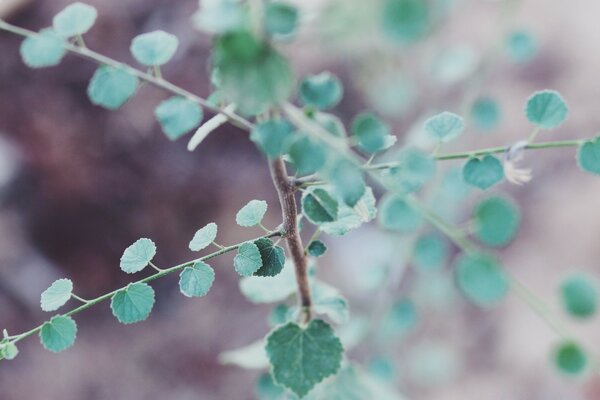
(462, 155), (504, 190)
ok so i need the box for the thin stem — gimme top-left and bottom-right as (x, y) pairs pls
(71, 294), (89, 304)
(152, 65), (162, 79)
(149, 261), (163, 272)
(212, 241), (225, 249)
(258, 222), (271, 234)
(305, 228), (321, 254)
(75, 34), (86, 49)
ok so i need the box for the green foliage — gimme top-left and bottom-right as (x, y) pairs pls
(455, 253), (508, 307)
(381, 298), (418, 337)
(87, 66), (139, 109)
(312, 283), (349, 324)
(560, 275), (598, 319)
(239, 261), (296, 303)
(506, 30), (537, 63)
(299, 72), (343, 110)
(20, 29), (66, 68)
(382, 0), (429, 42)
(40, 315), (77, 353)
(234, 242), (263, 277)
(189, 222), (218, 251)
(266, 2), (299, 37)
(0, 342), (19, 360)
(471, 97), (500, 131)
(325, 158), (366, 207)
(251, 119), (295, 159)
(288, 135), (327, 175)
(554, 341), (587, 375)
(52, 2), (97, 38)
(577, 136), (600, 175)
(412, 233), (448, 271)
(193, 0), (246, 34)
(378, 195), (422, 233)
(130, 30), (179, 66)
(308, 240), (327, 257)
(254, 238), (286, 277)
(320, 187), (377, 236)
(266, 319), (343, 397)
(236, 199), (268, 227)
(351, 112), (393, 154)
(40, 278), (73, 312)
(383, 147), (436, 193)
(155, 96), (203, 140)
(179, 261), (215, 297)
(525, 90), (568, 129)
(120, 238), (157, 274)
(302, 188), (339, 224)
(462, 155), (504, 190)
(424, 111), (465, 143)
(110, 282), (155, 324)
(473, 196), (520, 247)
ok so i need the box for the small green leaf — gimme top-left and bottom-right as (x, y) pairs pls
(382, 0), (429, 42)
(0, 342), (19, 360)
(266, 2), (299, 37)
(471, 97), (500, 131)
(424, 111), (465, 142)
(239, 261), (296, 303)
(87, 66), (139, 109)
(351, 112), (392, 153)
(326, 158), (366, 207)
(382, 147), (436, 193)
(412, 233), (448, 272)
(236, 200), (268, 227)
(19, 29), (66, 68)
(288, 134), (327, 175)
(455, 253), (508, 307)
(130, 30), (179, 66)
(506, 30), (537, 63)
(154, 96), (203, 140)
(189, 223), (218, 251)
(302, 187), (339, 224)
(234, 242), (263, 277)
(120, 238), (157, 274)
(193, 0), (245, 34)
(255, 373), (286, 400)
(525, 90), (568, 129)
(266, 319), (343, 397)
(462, 155), (504, 190)
(110, 282), (155, 324)
(308, 240), (327, 257)
(577, 136), (600, 175)
(312, 283), (349, 325)
(40, 278), (73, 312)
(254, 238), (285, 277)
(299, 72), (343, 110)
(179, 261), (215, 297)
(250, 119), (295, 159)
(381, 298), (418, 337)
(39, 315), (77, 353)
(52, 2), (98, 38)
(314, 112), (347, 138)
(321, 187), (377, 236)
(378, 194), (422, 233)
(554, 341), (587, 375)
(560, 275), (598, 319)
(473, 196), (520, 247)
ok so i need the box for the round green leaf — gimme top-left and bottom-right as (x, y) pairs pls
(351, 112), (392, 153)
(236, 200), (268, 227)
(250, 119), (295, 159)
(525, 90), (568, 129)
(471, 97), (500, 131)
(462, 155), (504, 190)
(189, 223), (218, 251)
(302, 188), (339, 224)
(0, 342), (19, 360)
(424, 111), (465, 142)
(234, 242), (263, 277)
(40, 278), (73, 312)
(378, 195), (422, 233)
(308, 240), (327, 257)
(120, 238), (157, 274)
(52, 2), (98, 38)
(412, 233), (448, 271)
(110, 282), (155, 324)
(130, 30), (179, 66)
(473, 196), (520, 247)
(266, 319), (343, 397)
(19, 29), (66, 68)
(288, 135), (327, 175)
(179, 261), (215, 297)
(326, 158), (366, 207)
(266, 2), (299, 37)
(299, 72), (343, 110)
(39, 315), (77, 353)
(253, 238), (285, 277)
(155, 96), (203, 140)
(383, 147), (436, 193)
(87, 66), (139, 110)
(506, 30), (537, 63)
(560, 275), (598, 319)
(554, 341), (587, 375)
(455, 253), (508, 307)
(577, 136), (600, 175)
(382, 0), (429, 42)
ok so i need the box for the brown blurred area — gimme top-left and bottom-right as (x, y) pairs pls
(1, 0), (600, 399)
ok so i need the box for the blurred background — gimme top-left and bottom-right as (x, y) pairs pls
(1, 0), (600, 399)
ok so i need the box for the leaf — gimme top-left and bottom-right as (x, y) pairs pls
(424, 111), (465, 142)
(554, 341), (587, 375)
(506, 30), (537, 63)
(193, 0), (245, 34)
(255, 373), (286, 400)
(326, 158), (366, 207)
(288, 135), (327, 175)
(381, 147), (436, 193)
(179, 261), (215, 297)
(382, 0), (429, 42)
(313, 283), (349, 325)
(381, 298), (418, 337)
(0, 342), (19, 360)
(234, 242), (263, 277)
(40, 278), (73, 312)
(470, 97), (501, 131)
(87, 66), (139, 110)
(189, 222), (218, 251)
(110, 282), (155, 324)
(130, 30), (179, 66)
(266, 319), (344, 397)
(462, 155), (504, 190)
(560, 275), (598, 319)
(219, 339), (269, 369)
(39, 315), (77, 353)
(236, 200), (268, 227)
(250, 119), (295, 159)
(299, 72), (343, 110)
(302, 188), (339, 224)
(314, 112), (347, 138)
(378, 194), (422, 233)
(308, 240), (327, 257)
(154, 96), (203, 140)
(19, 29), (66, 68)
(120, 238), (157, 274)
(320, 186), (377, 236)
(351, 112), (393, 153)
(266, 2), (299, 37)
(52, 2), (98, 38)
(253, 238), (286, 277)
(239, 260), (296, 303)
(412, 233), (448, 271)
(577, 136), (600, 175)
(525, 90), (568, 129)
(473, 196), (520, 247)
(455, 253), (508, 307)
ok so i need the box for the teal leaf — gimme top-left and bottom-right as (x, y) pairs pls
(19, 29), (66, 68)
(266, 2), (299, 37)
(87, 66), (139, 109)
(554, 341), (587, 375)
(381, 298), (418, 337)
(577, 136), (600, 175)
(314, 112), (347, 138)
(320, 187), (377, 236)
(326, 158), (366, 207)
(266, 319), (344, 397)
(255, 373), (286, 400)
(382, 147), (436, 193)
(525, 90), (568, 129)
(253, 238), (286, 277)
(424, 111), (465, 142)
(455, 253), (508, 307)
(155, 96), (203, 140)
(473, 196), (520, 247)
(130, 30), (179, 66)
(179, 261), (215, 297)
(312, 283), (349, 325)
(462, 155), (504, 190)
(219, 340), (269, 370)
(560, 275), (597, 319)
(299, 72), (343, 110)
(39, 315), (77, 353)
(189, 222), (218, 251)
(236, 199), (268, 227)
(250, 119), (295, 159)
(308, 240), (327, 257)
(110, 282), (155, 324)
(0, 342), (19, 360)
(193, 0), (245, 34)
(288, 135), (327, 175)
(239, 261), (296, 303)
(52, 2), (98, 38)
(506, 30), (537, 63)
(351, 112), (392, 153)
(378, 195), (422, 233)
(120, 238), (157, 274)
(382, 0), (429, 42)
(234, 242), (263, 277)
(471, 97), (500, 131)
(40, 278), (73, 312)
(412, 233), (448, 272)
(302, 187), (339, 224)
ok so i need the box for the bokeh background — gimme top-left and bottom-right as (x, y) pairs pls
(1, 0), (600, 399)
